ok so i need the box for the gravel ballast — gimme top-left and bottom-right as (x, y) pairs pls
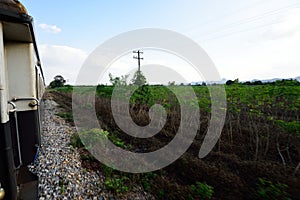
(29, 99), (104, 199)
(29, 98), (154, 200)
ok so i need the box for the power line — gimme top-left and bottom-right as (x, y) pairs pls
(185, 0), (268, 32)
(155, 2), (300, 47)
(200, 20), (286, 42)
(195, 2), (300, 39)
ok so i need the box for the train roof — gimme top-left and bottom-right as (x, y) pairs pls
(0, 0), (28, 14)
(0, 0), (44, 80)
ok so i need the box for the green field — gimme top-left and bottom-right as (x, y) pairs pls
(50, 80), (300, 199)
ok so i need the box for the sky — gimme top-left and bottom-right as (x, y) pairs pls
(21, 0), (300, 84)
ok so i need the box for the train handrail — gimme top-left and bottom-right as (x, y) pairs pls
(12, 97), (42, 149)
(7, 101), (23, 169)
(12, 97), (40, 107)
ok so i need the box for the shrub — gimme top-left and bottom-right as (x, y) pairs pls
(104, 176), (129, 193)
(70, 132), (84, 148)
(79, 129), (109, 150)
(70, 129), (109, 150)
(256, 178), (291, 200)
(191, 182), (214, 199)
(109, 134), (126, 148)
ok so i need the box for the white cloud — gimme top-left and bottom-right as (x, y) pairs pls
(39, 23), (62, 34)
(39, 44), (88, 85)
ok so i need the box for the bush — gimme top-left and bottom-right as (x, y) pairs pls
(104, 176), (129, 193)
(70, 132), (84, 148)
(70, 129), (109, 150)
(275, 120), (300, 136)
(190, 182), (214, 199)
(71, 128), (128, 153)
(256, 178), (291, 200)
(78, 129), (109, 150)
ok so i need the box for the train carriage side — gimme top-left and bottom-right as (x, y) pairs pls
(0, 2), (45, 200)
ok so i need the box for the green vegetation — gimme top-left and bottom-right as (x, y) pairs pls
(104, 176), (129, 193)
(101, 166), (158, 195)
(131, 70), (147, 86)
(56, 112), (73, 122)
(102, 167), (130, 194)
(71, 129), (109, 150)
(109, 73), (129, 86)
(140, 173), (156, 192)
(54, 84), (73, 93)
(256, 178), (291, 200)
(92, 82), (300, 116)
(49, 75), (66, 88)
(102, 166), (130, 194)
(275, 120), (300, 135)
(109, 133), (126, 148)
(70, 132), (83, 148)
(70, 128), (127, 155)
(158, 189), (165, 198)
(50, 78), (300, 199)
(69, 129), (131, 194)
(190, 182), (214, 200)
(59, 178), (67, 194)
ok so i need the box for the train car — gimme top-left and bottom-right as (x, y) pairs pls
(0, 1), (45, 199)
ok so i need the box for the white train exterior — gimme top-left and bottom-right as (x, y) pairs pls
(0, 1), (45, 199)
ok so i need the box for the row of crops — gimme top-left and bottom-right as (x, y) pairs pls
(51, 82), (299, 199)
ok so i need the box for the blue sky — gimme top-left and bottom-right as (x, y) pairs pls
(21, 0), (300, 84)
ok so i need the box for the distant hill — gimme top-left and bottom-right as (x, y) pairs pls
(190, 76), (299, 85)
(255, 77), (300, 83)
(254, 78), (281, 83)
(191, 78), (227, 85)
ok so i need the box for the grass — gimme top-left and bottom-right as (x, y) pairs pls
(56, 112), (73, 123)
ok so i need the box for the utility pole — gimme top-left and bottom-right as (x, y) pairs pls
(133, 50), (143, 73)
(133, 50), (144, 85)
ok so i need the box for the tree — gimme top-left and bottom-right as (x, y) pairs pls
(49, 75), (66, 88)
(252, 80), (263, 85)
(168, 81), (176, 86)
(226, 79), (239, 85)
(131, 70), (146, 86)
(109, 73), (129, 86)
(226, 80), (235, 85)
